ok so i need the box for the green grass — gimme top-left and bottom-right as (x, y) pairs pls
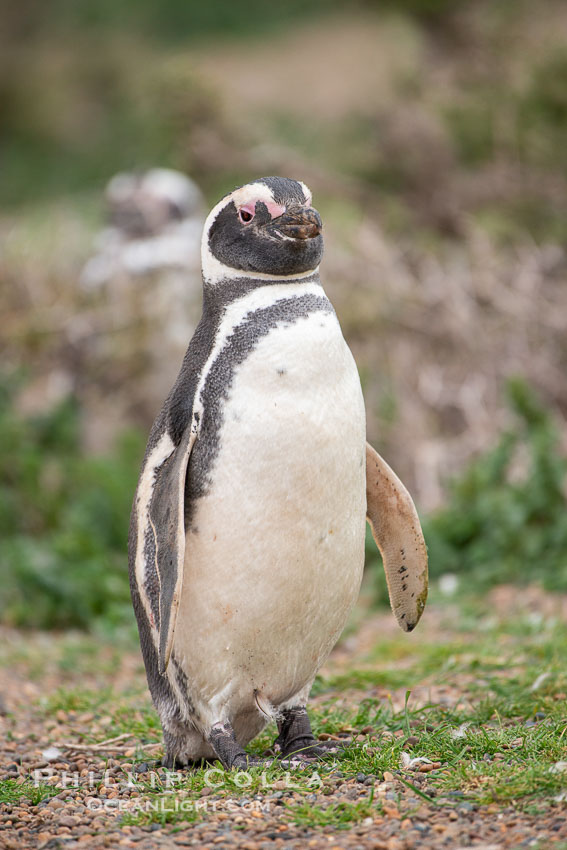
(287, 795), (380, 830)
(309, 614), (567, 810)
(5, 600), (563, 829)
(0, 778), (59, 806)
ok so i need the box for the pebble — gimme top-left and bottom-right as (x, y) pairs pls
(59, 815), (79, 827)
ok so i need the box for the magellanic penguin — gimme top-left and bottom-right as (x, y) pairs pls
(129, 176), (428, 769)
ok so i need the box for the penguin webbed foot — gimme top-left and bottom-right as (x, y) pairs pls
(275, 737), (345, 758)
(274, 706), (346, 760)
(208, 721), (309, 771)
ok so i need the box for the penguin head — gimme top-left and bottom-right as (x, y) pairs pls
(201, 177), (323, 284)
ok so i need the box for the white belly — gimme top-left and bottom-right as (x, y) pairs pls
(173, 309), (366, 732)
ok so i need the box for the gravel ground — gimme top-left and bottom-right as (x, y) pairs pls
(2, 747), (564, 850)
(1, 595), (567, 849)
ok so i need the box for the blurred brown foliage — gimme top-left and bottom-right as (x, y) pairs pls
(2, 0), (567, 511)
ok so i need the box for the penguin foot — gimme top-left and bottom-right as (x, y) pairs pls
(208, 721), (257, 769)
(276, 737), (346, 759)
(274, 706), (346, 760)
(208, 721), (311, 771)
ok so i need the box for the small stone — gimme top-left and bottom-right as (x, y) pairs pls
(417, 761), (441, 773)
(383, 802), (400, 819)
(383, 771), (395, 782)
(59, 815), (79, 828)
(356, 773), (367, 783)
(414, 823), (430, 833)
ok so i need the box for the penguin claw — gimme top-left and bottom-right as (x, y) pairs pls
(225, 752), (315, 771)
(275, 735), (348, 760)
(286, 743), (345, 760)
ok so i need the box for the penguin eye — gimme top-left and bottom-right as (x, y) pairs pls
(238, 203), (256, 224)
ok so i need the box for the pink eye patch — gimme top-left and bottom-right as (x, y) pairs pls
(238, 200), (286, 224)
(265, 201), (286, 219)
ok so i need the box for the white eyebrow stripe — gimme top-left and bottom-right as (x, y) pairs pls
(231, 183), (276, 208)
(298, 181), (312, 205)
(201, 179), (317, 283)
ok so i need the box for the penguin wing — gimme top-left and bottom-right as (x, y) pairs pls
(135, 417), (198, 675)
(366, 442), (428, 632)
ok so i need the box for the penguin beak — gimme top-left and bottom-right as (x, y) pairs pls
(273, 206), (322, 240)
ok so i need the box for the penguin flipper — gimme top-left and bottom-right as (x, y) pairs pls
(136, 419), (197, 676)
(365, 442), (428, 632)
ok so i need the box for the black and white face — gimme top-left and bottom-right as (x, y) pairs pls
(201, 176), (323, 282)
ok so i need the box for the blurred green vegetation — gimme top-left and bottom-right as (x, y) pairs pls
(6, 0), (465, 44)
(3, 0), (567, 242)
(0, 375), (143, 633)
(1, 0), (339, 206)
(424, 380), (567, 591)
